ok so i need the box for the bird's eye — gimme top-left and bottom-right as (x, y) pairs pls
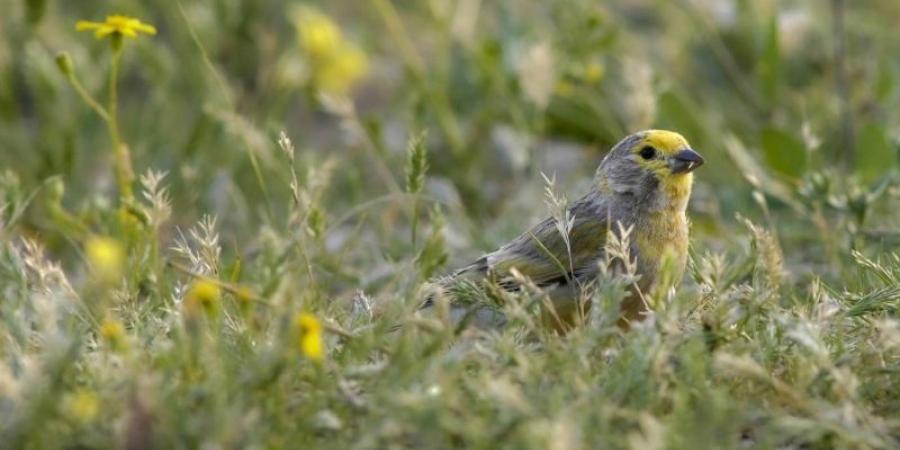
(639, 146), (656, 160)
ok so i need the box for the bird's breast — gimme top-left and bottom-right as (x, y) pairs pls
(633, 211), (689, 290)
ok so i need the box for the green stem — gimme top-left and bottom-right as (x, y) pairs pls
(108, 37), (134, 203)
(65, 72), (109, 122)
(372, 0), (464, 155)
(411, 199), (418, 245)
(176, 1), (275, 223)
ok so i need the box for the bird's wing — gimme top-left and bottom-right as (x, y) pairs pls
(455, 196), (610, 288)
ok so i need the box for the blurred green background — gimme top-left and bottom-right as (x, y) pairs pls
(3, 0), (899, 268)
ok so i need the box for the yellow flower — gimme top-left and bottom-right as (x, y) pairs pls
(295, 9), (342, 59)
(63, 389), (99, 422)
(184, 280), (221, 316)
(294, 7), (368, 94)
(100, 316), (128, 352)
(85, 236), (125, 283)
(76, 15), (157, 39)
(314, 44), (369, 94)
(294, 312), (325, 362)
(235, 286), (255, 310)
(583, 61), (605, 84)
(554, 80), (575, 97)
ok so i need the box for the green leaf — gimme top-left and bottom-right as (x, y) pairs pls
(855, 123), (896, 183)
(657, 91), (702, 142)
(760, 127), (807, 179)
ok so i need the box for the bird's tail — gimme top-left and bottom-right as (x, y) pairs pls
(390, 257), (505, 331)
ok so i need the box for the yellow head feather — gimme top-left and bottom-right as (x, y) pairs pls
(641, 130), (689, 157)
(634, 130), (695, 209)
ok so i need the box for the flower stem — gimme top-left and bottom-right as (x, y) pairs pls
(64, 72), (109, 122)
(108, 37), (134, 202)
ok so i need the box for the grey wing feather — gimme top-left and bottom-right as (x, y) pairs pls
(455, 192), (612, 288)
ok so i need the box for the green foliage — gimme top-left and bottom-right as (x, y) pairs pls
(760, 127), (807, 179)
(856, 123), (896, 183)
(415, 206), (448, 279)
(1, 0), (900, 449)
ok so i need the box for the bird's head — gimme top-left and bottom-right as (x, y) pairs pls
(595, 130), (704, 211)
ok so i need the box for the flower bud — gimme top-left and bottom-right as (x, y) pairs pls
(46, 176), (65, 203)
(55, 52), (73, 75)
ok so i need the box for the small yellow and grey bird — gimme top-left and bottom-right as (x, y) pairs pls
(427, 129), (704, 329)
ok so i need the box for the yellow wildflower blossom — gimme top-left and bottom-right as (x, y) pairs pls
(76, 15), (157, 39)
(554, 80), (575, 97)
(85, 236), (125, 283)
(295, 312), (325, 362)
(184, 280), (221, 316)
(296, 8), (342, 59)
(100, 316), (128, 352)
(235, 286), (255, 310)
(314, 44), (369, 94)
(583, 61), (605, 84)
(294, 7), (368, 94)
(63, 389), (99, 423)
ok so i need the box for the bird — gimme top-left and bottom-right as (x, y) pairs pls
(425, 129), (704, 330)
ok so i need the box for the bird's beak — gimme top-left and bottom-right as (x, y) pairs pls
(669, 148), (705, 174)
